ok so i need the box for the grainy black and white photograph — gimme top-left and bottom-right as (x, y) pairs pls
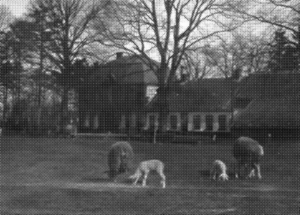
(0, 0), (299, 214)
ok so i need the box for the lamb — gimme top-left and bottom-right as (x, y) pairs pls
(210, 160), (229, 181)
(233, 136), (264, 179)
(129, 159), (166, 188)
(107, 141), (134, 181)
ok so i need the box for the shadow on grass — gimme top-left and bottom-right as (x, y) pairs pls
(81, 177), (111, 183)
(198, 169), (240, 181)
(81, 177), (133, 185)
(198, 169), (210, 178)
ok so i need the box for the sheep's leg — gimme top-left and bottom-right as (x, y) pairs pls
(142, 171), (148, 187)
(159, 171), (166, 188)
(235, 163), (241, 179)
(244, 164), (252, 179)
(133, 176), (139, 185)
(213, 174), (217, 181)
(210, 167), (216, 180)
(247, 168), (255, 178)
(254, 164), (262, 179)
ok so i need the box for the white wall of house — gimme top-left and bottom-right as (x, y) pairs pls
(166, 112), (181, 131)
(144, 112), (159, 130)
(143, 112), (231, 132)
(187, 112), (230, 132)
(120, 113), (138, 129)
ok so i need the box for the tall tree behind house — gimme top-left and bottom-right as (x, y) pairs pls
(25, 0), (110, 133)
(268, 29), (299, 73)
(229, 0), (300, 72)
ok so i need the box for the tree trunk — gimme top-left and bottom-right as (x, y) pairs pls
(158, 96), (168, 132)
(153, 85), (169, 144)
(297, 25), (300, 71)
(37, 107), (42, 134)
(59, 86), (69, 134)
(37, 34), (44, 134)
(2, 87), (8, 122)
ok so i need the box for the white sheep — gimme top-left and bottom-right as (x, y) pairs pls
(210, 159), (229, 181)
(107, 141), (134, 181)
(233, 136), (264, 179)
(129, 159), (166, 188)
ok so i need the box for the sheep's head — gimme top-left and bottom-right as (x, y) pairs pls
(128, 173), (140, 180)
(218, 173), (229, 181)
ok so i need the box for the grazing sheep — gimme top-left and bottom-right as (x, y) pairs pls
(129, 159), (166, 188)
(107, 141), (134, 181)
(233, 136), (264, 179)
(210, 160), (229, 181)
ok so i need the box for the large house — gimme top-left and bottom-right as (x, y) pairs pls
(144, 78), (236, 134)
(232, 73), (300, 136)
(78, 53), (159, 133)
(78, 53), (236, 135)
(78, 53), (300, 136)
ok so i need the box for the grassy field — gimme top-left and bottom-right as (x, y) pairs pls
(1, 135), (299, 215)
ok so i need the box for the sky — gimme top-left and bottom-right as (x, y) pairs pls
(0, 0), (30, 17)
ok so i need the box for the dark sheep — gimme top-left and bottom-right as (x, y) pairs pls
(233, 136), (264, 179)
(107, 141), (134, 181)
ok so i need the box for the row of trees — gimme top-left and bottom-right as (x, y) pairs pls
(0, 1), (108, 133)
(0, 0), (299, 134)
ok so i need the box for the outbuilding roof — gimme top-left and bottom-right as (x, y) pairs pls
(233, 73), (300, 128)
(148, 78), (236, 112)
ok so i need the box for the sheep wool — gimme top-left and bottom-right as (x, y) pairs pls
(233, 136), (264, 179)
(107, 141), (134, 180)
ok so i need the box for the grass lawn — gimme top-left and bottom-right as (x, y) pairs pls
(1, 135), (299, 215)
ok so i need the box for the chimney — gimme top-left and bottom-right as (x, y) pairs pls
(116, 52), (123, 59)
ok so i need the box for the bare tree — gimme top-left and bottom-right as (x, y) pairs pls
(229, 0), (299, 34)
(203, 32), (270, 78)
(229, 0), (300, 70)
(97, 0), (240, 132)
(0, 5), (13, 32)
(25, 0), (109, 133)
(0, 6), (14, 120)
(181, 49), (215, 80)
(0, 5), (13, 120)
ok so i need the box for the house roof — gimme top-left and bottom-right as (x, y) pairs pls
(233, 97), (300, 128)
(233, 73), (300, 128)
(234, 73), (300, 99)
(148, 78), (236, 112)
(90, 55), (159, 85)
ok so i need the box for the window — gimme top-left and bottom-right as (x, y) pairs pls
(170, 115), (178, 130)
(93, 114), (99, 129)
(193, 115), (201, 130)
(205, 115), (213, 131)
(146, 85), (158, 102)
(218, 115), (227, 131)
(84, 113), (90, 127)
(131, 114), (136, 128)
(149, 115), (156, 130)
(120, 115), (126, 129)
(125, 115), (130, 128)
